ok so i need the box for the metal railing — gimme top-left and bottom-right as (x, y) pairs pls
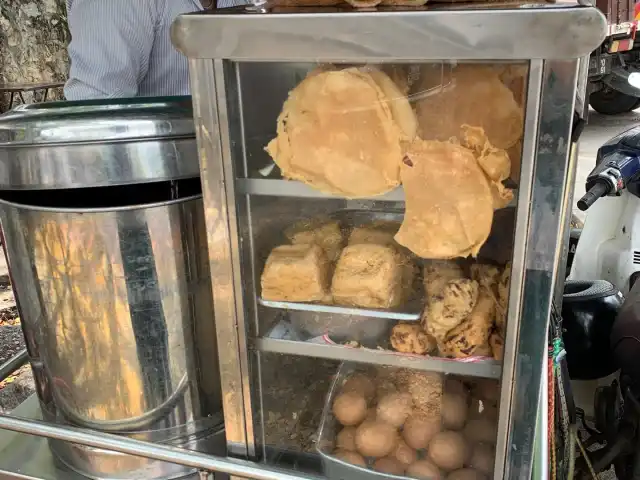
(0, 349), (322, 480)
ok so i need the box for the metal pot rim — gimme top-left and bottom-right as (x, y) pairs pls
(0, 193), (203, 214)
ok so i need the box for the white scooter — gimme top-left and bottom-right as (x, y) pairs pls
(565, 126), (640, 479)
(569, 125), (640, 294)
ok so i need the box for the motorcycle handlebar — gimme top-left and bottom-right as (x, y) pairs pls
(577, 182), (609, 211)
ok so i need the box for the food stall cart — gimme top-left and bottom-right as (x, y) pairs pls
(0, 3), (607, 480)
(169, 2), (607, 479)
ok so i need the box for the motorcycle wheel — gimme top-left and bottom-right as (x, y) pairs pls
(590, 88), (640, 115)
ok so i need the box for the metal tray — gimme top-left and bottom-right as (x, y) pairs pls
(316, 363), (503, 480)
(316, 363), (411, 480)
(258, 300), (420, 321)
(259, 209), (423, 328)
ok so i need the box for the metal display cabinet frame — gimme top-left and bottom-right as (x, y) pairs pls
(172, 4), (606, 480)
(0, 4), (606, 480)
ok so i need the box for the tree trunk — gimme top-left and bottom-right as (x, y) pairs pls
(0, 0), (69, 109)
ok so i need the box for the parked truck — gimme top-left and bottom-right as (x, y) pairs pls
(587, 0), (640, 114)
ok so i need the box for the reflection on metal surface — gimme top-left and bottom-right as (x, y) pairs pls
(0, 97), (199, 190)
(0, 195), (222, 479)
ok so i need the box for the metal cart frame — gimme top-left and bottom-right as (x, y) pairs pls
(0, 5), (606, 480)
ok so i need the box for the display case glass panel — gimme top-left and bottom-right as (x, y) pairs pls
(213, 60), (529, 479)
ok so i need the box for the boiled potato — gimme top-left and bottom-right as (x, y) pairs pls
(333, 391), (367, 426)
(377, 392), (413, 427)
(393, 439), (418, 466)
(428, 431), (468, 471)
(444, 378), (469, 398)
(355, 420), (400, 457)
(407, 459), (443, 479)
(403, 414), (442, 450)
(442, 393), (468, 430)
(374, 457), (406, 475)
(334, 449), (366, 467)
(463, 418), (498, 445)
(468, 443), (494, 475)
(473, 379), (500, 404)
(377, 379), (399, 398)
(341, 373), (376, 402)
(336, 427), (357, 451)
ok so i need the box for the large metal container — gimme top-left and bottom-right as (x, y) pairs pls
(0, 98), (222, 479)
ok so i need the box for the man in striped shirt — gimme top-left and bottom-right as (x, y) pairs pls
(64, 0), (245, 100)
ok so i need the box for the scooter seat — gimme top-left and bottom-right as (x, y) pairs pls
(562, 280), (623, 381)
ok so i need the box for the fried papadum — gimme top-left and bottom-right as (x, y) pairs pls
(266, 67), (416, 198)
(415, 64), (524, 150)
(394, 139), (494, 259)
(460, 125), (514, 210)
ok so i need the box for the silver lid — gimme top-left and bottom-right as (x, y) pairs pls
(0, 97), (199, 190)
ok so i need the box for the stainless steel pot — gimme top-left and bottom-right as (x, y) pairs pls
(0, 98), (222, 479)
(0, 194), (221, 479)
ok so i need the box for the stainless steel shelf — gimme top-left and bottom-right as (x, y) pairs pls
(258, 298), (421, 321)
(255, 337), (502, 379)
(237, 178), (520, 210)
(236, 178), (405, 201)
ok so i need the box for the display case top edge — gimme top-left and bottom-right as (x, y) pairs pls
(172, 6), (606, 61)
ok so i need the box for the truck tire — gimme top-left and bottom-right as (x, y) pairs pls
(590, 88), (640, 115)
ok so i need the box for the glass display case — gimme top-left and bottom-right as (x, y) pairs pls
(172, 4), (606, 480)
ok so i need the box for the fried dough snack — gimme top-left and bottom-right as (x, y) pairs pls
(348, 222), (398, 246)
(331, 244), (406, 308)
(439, 288), (495, 358)
(394, 139), (494, 259)
(390, 323), (437, 355)
(470, 263), (501, 293)
(266, 67), (415, 198)
(422, 278), (479, 340)
(261, 244), (331, 302)
(285, 218), (344, 262)
(423, 260), (465, 297)
(490, 331), (505, 361)
(496, 263), (511, 332)
(415, 65), (524, 150)
(348, 222), (417, 299)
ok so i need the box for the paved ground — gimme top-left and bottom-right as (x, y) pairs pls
(0, 253), (34, 413)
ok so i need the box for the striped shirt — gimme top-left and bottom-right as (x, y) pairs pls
(64, 0), (246, 100)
